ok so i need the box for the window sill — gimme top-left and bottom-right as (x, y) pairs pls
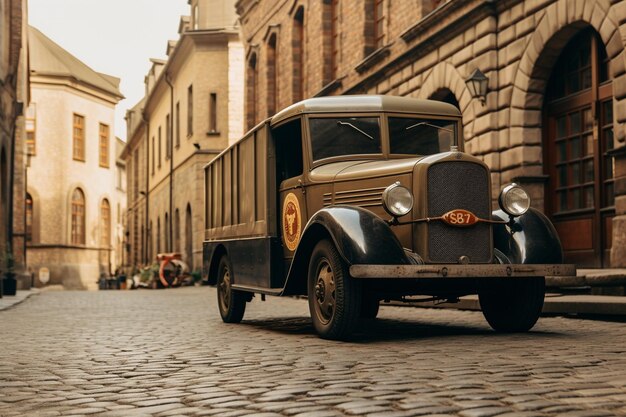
(314, 77), (344, 97)
(206, 131), (221, 136)
(355, 44), (391, 74)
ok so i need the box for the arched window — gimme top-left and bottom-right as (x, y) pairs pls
(71, 188), (86, 245)
(165, 212), (170, 252)
(292, 7), (305, 102)
(174, 208), (180, 252)
(156, 217), (161, 254)
(148, 220), (153, 261)
(26, 193), (33, 243)
(364, 0), (385, 56)
(141, 225), (145, 264)
(267, 33), (278, 116)
(101, 199), (110, 247)
(246, 53), (258, 130)
(185, 204), (193, 269)
(322, 0), (339, 85)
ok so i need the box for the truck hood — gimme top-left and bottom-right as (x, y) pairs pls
(309, 157), (424, 182)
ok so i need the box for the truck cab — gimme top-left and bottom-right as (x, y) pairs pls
(203, 95), (574, 340)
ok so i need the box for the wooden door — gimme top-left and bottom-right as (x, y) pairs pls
(545, 29), (614, 267)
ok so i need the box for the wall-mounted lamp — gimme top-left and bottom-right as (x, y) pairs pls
(466, 68), (489, 105)
(193, 143), (201, 150)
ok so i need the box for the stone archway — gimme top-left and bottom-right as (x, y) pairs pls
(510, 0), (625, 267)
(417, 61), (478, 146)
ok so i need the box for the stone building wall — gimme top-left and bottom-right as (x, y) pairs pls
(237, 0), (626, 268)
(27, 84), (121, 289)
(123, 0), (244, 274)
(0, 0), (28, 288)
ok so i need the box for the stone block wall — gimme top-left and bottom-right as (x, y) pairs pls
(237, 0), (626, 267)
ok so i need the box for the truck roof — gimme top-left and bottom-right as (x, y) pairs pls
(271, 95), (462, 126)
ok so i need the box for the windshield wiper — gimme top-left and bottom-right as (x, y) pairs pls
(337, 121), (374, 140)
(405, 122), (454, 133)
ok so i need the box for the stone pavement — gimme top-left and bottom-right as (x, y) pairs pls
(1, 287), (626, 417)
(0, 289), (38, 311)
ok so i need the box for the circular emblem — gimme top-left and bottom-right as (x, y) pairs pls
(282, 193), (302, 252)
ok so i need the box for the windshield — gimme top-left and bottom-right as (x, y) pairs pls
(389, 117), (457, 155)
(309, 117), (382, 162)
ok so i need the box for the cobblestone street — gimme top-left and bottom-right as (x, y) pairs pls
(1, 287), (626, 417)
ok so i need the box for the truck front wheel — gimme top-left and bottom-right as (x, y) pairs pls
(217, 255), (247, 323)
(479, 277), (545, 332)
(308, 239), (362, 340)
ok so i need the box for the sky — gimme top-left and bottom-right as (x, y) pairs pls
(28, 0), (191, 141)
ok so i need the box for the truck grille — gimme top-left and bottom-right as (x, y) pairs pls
(426, 161), (492, 263)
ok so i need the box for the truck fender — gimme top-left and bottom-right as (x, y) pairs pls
(203, 242), (227, 286)
(282, 206), (410, 296)
(492, 207), (563, 264)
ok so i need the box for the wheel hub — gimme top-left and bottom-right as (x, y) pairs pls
(313, 261), (336, 323)
(315, 280), (326, 303)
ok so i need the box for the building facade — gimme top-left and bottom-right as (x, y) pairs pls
(26, 27), (124, 289)
(0, 0), (28, 291)
(122, 0), (244, 273)
(237, 0), (626, 269)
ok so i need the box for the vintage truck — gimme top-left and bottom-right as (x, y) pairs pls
(202, 95), (574, 340)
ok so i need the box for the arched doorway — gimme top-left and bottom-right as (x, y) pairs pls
(185, 204), (193, 270)
(429, 88), (460, 110)
(544, 28), (614, 267)
(0, 148), (7, 256)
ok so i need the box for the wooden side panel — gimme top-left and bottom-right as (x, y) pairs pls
(204, 122), (275, 241)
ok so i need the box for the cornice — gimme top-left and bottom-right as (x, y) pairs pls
(29, 73), (123, 105)
(144, 28), (240, 115)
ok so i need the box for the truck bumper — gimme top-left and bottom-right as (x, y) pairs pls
(349, 264), (576, 279)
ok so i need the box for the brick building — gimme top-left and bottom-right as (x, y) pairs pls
(236, 0), (626, 268)
(0, 0), (28, 292)
(122, 0), (243, 273)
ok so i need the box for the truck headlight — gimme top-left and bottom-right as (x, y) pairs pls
(499, 183), (530, 217)
(382, 182), (413, 217)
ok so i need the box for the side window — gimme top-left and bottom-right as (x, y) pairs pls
(272, 118), (303, 183)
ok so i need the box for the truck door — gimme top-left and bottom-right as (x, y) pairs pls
(272, 118), (308, 266)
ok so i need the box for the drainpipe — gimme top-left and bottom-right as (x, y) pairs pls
(165, 73), (175, 253)
(142, 111), (150, 263)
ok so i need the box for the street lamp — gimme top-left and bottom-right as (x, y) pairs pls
(466, 68), (489, 105)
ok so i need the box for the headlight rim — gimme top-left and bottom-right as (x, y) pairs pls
(382, 182), (414, 218)
(498, 183), (531, 217)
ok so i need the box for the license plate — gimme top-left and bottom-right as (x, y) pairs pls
(441, 209), (478, 227)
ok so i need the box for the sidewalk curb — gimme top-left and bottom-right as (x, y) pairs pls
(0, 289), (40, 311)
(387, 293), (626, 316)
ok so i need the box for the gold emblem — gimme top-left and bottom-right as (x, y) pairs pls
(283, 193), (302, 251)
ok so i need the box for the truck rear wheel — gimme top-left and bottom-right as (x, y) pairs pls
(308, 239), (361, 340)
(479, 277), (545, 332)
(217, 255), (246, 323)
